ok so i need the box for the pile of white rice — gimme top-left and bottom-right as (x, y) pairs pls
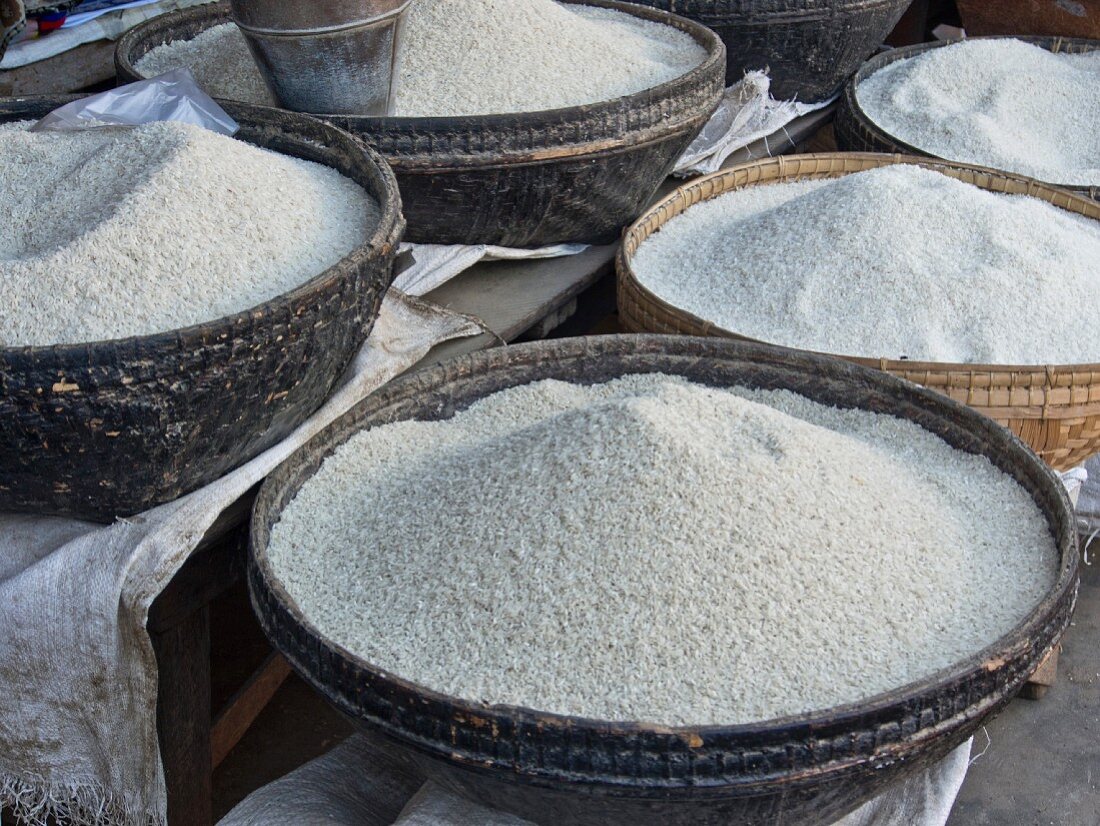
(0, 121), (376, 347)
(267, 373), (1055, 726)
(135, 0), (706, 116)
(630, 164), (1100, 364)
(857, 39), (1100, 186)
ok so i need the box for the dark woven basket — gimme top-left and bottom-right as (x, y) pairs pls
(249, 335), (1078, 826)
(628, 0), (912, 102)
(114, 1), (725, 247)
(0, 96), (403, 521)
(835, 36), (1100, 200)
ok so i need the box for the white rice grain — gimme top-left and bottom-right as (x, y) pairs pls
(267, 374), (1055, 727)
(0, 121), (376, 347)
(135, 0), (706, 117)
(630, 165), (1100, 364)
(857, 39), (1100, 186)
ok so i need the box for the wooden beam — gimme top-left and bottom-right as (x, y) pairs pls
(210, 652), (293, 769)
(154, 606), (213, 826)
(1021, 646), (1061, 701)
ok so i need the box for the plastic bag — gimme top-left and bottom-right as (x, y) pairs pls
(30, 67), (238, 135)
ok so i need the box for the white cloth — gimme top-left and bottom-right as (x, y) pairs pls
(0, 291), (484, 826)
(395, 242), (588, 297)
(0, 0), (213, 69)
(220, 736), (424, 826)
(1078, 455), (1100, 542)
(221, 734), (972, 826)
(673, 71), (833, 177)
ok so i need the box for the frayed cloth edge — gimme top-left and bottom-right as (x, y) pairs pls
(1, 774), (163, 826)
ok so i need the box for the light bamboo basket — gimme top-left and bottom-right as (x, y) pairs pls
(617, 153), (1100, 470)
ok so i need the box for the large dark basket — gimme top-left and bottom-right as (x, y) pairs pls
(835, 36), (1100, 200)
(249, 335), (1078, 826)
(628, 0), (912, 102)
(0, 96), (403, 521)
(115, 1), (725, 247)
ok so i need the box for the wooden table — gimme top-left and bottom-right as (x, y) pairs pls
(148, 244), (617, 826)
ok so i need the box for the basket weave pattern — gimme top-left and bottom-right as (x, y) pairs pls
(114, 0), (726, 247)
(250, 335), (1079, 826)
(617, 153), (1100, 470)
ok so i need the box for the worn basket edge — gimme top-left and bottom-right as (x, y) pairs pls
(0, 94), (404, 366)
(617, 151), (1100, 378)
(246, 334), (1078, 785)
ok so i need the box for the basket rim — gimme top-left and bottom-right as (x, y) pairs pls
(0, 94), (404, 364)
(114, 0), (726, 163)
(839, 34), (1100, 193)
(618, 151), (1100, 376)
(248, 333), (1078, 789)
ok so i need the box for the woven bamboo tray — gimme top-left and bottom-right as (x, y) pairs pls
(617, 153), (1100, 471)
(834, 36), (1100, 201)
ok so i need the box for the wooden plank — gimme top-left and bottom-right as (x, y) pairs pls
(1021, 647), (1061, 700)
(0, 40), (115, 96)
(426, 244), (617, 341)
(154, 606), (213, 826)
(210, 653), (293, 769)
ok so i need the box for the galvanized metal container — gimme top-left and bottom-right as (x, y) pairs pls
(230, 0), (412, 115)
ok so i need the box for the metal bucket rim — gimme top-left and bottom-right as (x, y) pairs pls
(233, 0), (412, 37)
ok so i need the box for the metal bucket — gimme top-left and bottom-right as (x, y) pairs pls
(230, 0), (412, 115)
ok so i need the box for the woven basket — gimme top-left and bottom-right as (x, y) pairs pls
(617, 153), (1100, 471)
(0, 96), (403, 520)
(834, 36), (1100, 201)
(250, 334), (1077, 826)
(115, 1), (725, 247)
(627, 0), (912, 102)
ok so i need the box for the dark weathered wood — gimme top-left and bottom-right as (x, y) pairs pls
(628, 0), (911, 101)
(884, 0), (931, 46)
(211, 652), (292, 768)
(154, 606), (213, 826)
(834, 36), (1100, 200)
(247, 335), (1079, 826)
(0, 41), (115, 97)
(0, 99), (403, 521)
(957, 0), (1100, 39)
(149, 525), (249, 634)
(115, 1), (726, 247)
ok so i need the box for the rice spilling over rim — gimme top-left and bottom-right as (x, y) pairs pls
(135, 0), (707, 117)
(0, 120), (376, 347)
(266, 373), (1056, 727)
(857, 38), (1100, 186)
(629, 164), (1100, 364)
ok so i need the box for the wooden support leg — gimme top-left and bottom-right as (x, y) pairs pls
(1021, 646), (1060, 701)
(154, 605), (213, 826)
(211, 652), (292, 769)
